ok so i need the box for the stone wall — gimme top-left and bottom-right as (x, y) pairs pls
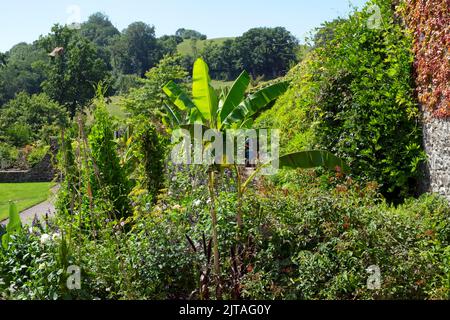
(421, 110), (450, 202)
(0, 153), (56, 183)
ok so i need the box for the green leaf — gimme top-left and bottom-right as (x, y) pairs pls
(163, 103), (182, 127)
(222, 81), (289, 127)
(219, 71), (251, 126)
(279, 151), (350, 173)
(2, 202), (22, 249)
(163, 80), (197, 111)
(192, 58), (218, 123)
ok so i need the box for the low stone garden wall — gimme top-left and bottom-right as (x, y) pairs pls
(0, 153), (55, 183)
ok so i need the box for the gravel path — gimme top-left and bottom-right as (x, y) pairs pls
(1, 185), (59, 226)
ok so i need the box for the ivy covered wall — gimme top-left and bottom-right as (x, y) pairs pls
(402, 0), (450, 201)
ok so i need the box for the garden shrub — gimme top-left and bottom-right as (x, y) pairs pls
(0, 230), (78, 300)
(240, 175), (450, 300)
(26, 144), (50, 168)
(127, 116), (166, 211)
(88, 96), (131, 219)
(0, 142), (19, 170)
(0, 92), (67, 147)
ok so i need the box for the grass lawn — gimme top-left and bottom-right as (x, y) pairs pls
(177, 38), (234, 57)
(107, 96), (128, 120)
(211, 80), (235, 90)
(0, 182), (53, 221)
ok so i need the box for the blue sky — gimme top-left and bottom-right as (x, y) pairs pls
(0, 0), (368, 52)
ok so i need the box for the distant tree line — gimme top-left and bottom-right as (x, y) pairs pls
(200, 27), (299, 80)
(0, 12), (302, 119)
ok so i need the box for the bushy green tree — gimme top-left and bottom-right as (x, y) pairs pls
(127, 116), (166, 205)
(0, 92), (67, 146)
(175, 28), (207, 40)
(81, 12), (120, 47)
(234, 27), (298, 79)
(0, 43), (47, 106)
(39, 25), (109, 117)
(199, 28), (298, 80)
(121, 54), (188, 119)
(81, 12), (120, 70)
(110, 22), (160, 77)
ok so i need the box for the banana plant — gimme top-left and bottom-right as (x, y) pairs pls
(163, 58), (289, 130)
(162, 58), (349, 298)
(163, 58), (289, 288)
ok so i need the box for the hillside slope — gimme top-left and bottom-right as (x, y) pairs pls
(177, 37), (234, 57)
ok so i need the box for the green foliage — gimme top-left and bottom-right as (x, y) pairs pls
(40, 24), (109, 117)
(199, 28), (298, 81)
(109, 22), (161, 77)
(312, 0), (424, 199)
(121, 54), (188, 119)
(0, 43), (47, 106)
(163, 58), (289, 130)
(240, 177), (450, 300)
(0, 92), (67, 147)
(176, 28), (207, 41)
(1, 202), (22, 249)
(26, 144), (50, 167)
(80, 12), (120, 48)
(0, 143), (19, 170)
(127, 116), (166, 207)
(257, 0), (424, 200)
(88, 92), (131, 219)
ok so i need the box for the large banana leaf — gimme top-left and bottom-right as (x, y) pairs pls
(1, 202), (22, 249)
(192, 58), (218, 123)
(279, 151), (350, 173)
(219, 71), (251, 127)
(163, 80), (197, 111)
(222, 81), (289, 127)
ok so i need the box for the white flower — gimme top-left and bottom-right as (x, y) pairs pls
(206, 198), (212, 205)
(52, 233), (61, 242)
(40, 234), (51, 245)
(193, 199), (202, 207)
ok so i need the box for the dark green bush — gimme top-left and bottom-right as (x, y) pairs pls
(0, 92), (67, 147)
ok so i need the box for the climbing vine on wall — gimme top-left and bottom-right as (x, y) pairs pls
(402, 0), (450, 118)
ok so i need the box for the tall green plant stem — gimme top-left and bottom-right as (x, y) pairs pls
(235, 165), (243, 232)
(208, 169), (221, 298)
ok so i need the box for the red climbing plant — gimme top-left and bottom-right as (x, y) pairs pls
(402, 0), (450, 118)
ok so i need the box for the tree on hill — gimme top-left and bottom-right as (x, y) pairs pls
(110, 22), (161, 76)
(157, 35), (184, 56)
(81, 12), (120, 70)
(0, 43), (47, 106)
(0, 52), (6, 67)
(81, 12), (120, 47)
(175, 28), (207, 40)
(235, 27), (298, 79)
